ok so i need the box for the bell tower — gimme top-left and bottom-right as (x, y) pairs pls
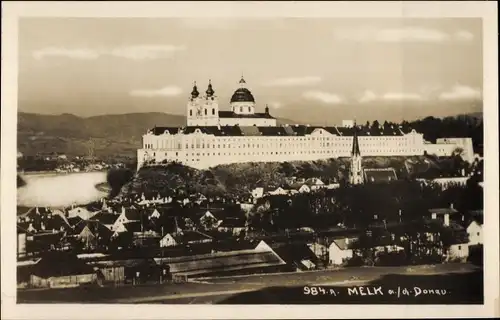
(187, 80), (219, 126)
(349, 123), (364, 185)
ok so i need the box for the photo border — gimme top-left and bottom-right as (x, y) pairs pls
(1, 1), (498, 319)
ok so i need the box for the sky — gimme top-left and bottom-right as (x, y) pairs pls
(18, 17), (483, 123)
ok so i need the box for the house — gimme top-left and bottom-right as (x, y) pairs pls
(91, 212), (119, 231)
(149, 208), (161, 219)
(326, 183), (340, 190)
(27, 252), (97, 288)
(288, 183), (311, 194)
(363, 168), (398, 183)
(305, 178), (325, 191)
(155, 241), (286, 278)
(199, 211), (221, 230)
(268, 187), (288, 196)
(74, 220), (113, 250)
(24, 231), (66, 255)
(429, 204), (459, 227)
(432, 177), (469, 189)
(466, 216), (483, 246)
(111, 207), (142, 232)
(446, 241), (470, 262)
(159, 230), (213, 248)
(68, 206), (96, 220)
(217, 218), (247, 236)
(251, 187), (265, 200)
(272, 242), (320, 271)
(328, 237), (355, 265)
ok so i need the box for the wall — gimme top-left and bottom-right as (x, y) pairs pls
(328, 243), (353, 265)
(467, 222), (483, 245)
(447, 244), (469, 261)
(138, 129), (427, 170)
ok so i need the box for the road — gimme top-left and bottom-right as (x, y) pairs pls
(17, 263), (483, 304)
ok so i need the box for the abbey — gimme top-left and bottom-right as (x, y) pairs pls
(137, 78), (474, 170)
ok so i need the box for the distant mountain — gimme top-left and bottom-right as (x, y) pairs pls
(17, 112), (303, 159)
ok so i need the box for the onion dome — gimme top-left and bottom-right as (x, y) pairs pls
(230, 76), (255, 103)
(205, 79), (215, 97)
(191, 81), (199, 99)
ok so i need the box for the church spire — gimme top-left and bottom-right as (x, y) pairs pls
(349, 121), (363, 185)
(191, 81), (199, 99)
(205, 79), (214, 97)
(351, 121), (361, 156)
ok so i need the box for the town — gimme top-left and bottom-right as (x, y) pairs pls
(16, 126), (484, 294)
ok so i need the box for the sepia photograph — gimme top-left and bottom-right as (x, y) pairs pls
(1, 1), (499, 319)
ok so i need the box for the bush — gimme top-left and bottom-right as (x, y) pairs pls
(374, 251), (407, 266)
(343, 255), (364, 267)
(467, 244), (483, 266)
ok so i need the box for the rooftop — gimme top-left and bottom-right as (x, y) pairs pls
(147, 124), (414, 137)
(154, 248), (286, 276)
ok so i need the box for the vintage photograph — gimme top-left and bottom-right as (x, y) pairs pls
(4, 4), (495, 311)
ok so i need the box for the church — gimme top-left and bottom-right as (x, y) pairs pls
(137, 77), (472, 170)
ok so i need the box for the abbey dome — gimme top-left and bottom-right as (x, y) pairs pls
(230, 87), (255, 103)
(230, 77), (255, 103)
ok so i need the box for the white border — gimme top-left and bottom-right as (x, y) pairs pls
(1, 1), (498, 319)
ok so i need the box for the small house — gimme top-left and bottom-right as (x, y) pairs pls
(217, 218), (247, 236)
(305, 178), (325, 191)
(68, 206), (96, 220)
(328, 237), (355, 265)
(466, 216), (483, 246)
(363, 168), (398, 183)
(429, 205), (459, 227)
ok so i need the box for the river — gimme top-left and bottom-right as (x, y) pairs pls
(17, 171), (108, 208)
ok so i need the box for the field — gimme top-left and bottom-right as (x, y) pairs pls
(17, 263), (483, 304)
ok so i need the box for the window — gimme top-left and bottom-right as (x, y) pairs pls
(248, 106), (251, 112)
(189, 110), (193, 116)
(212, 108), (215, 115)
(477, 232), (480, 236)
(204, 109), (207, 115)
(240, 106), (243, 112)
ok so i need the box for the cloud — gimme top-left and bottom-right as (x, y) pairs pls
(453, 30), (475, 42)
(268, 102), (284, 109)
(358, 90), (424, 103)
(438, 85), (482, 101)
(109, 45), (186, 60)
(358, 90), (378, 103)
(302, 90), (343, 104)
(33, 45), (186, 60)
(130, 86), (183, 97)
(334, 26), (474, 43)
(32, 47), (100, 60)
(263, 76), (322, 87)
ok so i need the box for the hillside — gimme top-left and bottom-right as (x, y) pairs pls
(17, 111), (481, 160)
(119, 155), (460, 199)
(17, 112), (301, 159)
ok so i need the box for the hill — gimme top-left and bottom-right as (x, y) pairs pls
(17, 112), (302, 159)
(119, 155), (463, 199)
